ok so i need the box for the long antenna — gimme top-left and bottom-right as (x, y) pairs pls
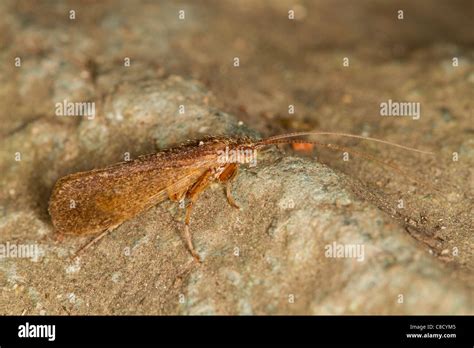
(265, 139), (406, 177)
(265, 139), (437, 190)
(258, 131), (434, 155)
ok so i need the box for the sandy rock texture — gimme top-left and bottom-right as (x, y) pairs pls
(1, 76), (472, 315)
(0, 0), (472, 314)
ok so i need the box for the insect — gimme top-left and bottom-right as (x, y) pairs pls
(48, 131), (433, 262)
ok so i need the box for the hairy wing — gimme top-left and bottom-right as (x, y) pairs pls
(49, 156), (215, 235)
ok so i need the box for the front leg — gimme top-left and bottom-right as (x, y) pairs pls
(218, 163), (240, 209)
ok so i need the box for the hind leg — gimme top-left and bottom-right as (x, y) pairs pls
(183, 169), (214, 262)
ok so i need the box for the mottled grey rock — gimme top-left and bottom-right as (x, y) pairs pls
(0, 77), (472, 315)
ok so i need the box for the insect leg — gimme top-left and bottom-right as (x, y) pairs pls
(167, 186), (188, 202)
(218, 163), (240, 209)
(72, 227), (114, 259)
(184, 169), (214, 262)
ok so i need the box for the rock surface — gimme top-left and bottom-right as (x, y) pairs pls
(0, 0), (472, 315)
(0, 77), (472, 314)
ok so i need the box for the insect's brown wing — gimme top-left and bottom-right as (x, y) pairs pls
(48, 155), (216, 235)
